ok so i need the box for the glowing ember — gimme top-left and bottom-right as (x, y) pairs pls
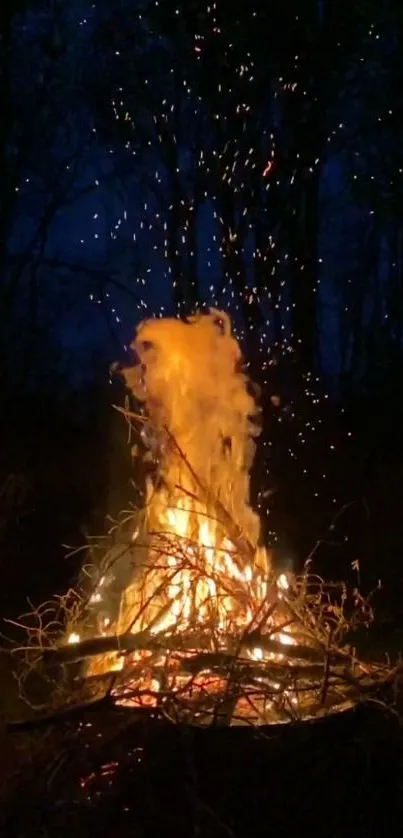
(68, 632), (80, 645)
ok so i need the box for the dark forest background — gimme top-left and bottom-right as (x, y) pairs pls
(1, 0), (403, 625)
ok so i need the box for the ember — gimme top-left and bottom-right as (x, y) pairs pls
(54, 310), (389, 725)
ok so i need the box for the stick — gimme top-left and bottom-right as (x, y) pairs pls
(179, 652), (326, 680)
(320, 627), (334, 706)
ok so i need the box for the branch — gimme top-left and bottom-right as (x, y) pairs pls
(42, 628), (343, 667)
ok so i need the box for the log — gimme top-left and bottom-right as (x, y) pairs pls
(42, 628), (344, 667)
(43, 630), (169, 665)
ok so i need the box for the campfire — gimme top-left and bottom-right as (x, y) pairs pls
(37, 310), (392, 726)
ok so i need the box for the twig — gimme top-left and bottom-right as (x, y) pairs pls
(163, 424), (257, 564)
(320, 627), (333, 706)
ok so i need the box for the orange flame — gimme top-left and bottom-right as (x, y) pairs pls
(83, 311), (296, 714)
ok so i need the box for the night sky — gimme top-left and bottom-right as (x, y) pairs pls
(3, 0), (401, 397)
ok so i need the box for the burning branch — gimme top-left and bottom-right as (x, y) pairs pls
(43, 624), (339, 668)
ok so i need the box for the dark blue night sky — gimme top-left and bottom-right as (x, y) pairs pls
(2, 0), (401, 399)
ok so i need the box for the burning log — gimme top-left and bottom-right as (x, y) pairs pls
(44, 627), (344, 667)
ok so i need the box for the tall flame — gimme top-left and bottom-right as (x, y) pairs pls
(120, 310), (268, 632)
(124, 309), (262, 545)
(86, 310), (272, 681)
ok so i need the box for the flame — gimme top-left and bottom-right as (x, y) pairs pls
(109, 486), (269, 647)
(101, 310), (270, 643)
(68, 632), (80, 644)
(82, 310), (302, 721)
